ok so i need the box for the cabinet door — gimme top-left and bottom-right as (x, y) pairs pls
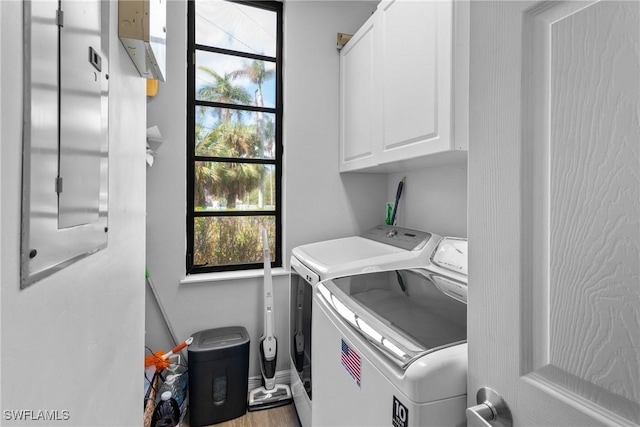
(339, 13), (381, 172)
(379, 0), (453, 162)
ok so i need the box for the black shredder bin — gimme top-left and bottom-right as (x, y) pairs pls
(188, 326), (250, 426)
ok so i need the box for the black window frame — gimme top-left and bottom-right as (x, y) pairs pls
(186, 0), (283, 274)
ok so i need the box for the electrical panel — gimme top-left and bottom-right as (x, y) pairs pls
(21, 0), (110, 287)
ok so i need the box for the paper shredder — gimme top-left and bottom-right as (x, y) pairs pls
(188, 326), (250, 426)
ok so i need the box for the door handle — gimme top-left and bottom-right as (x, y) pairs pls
(466, 387), (512, 427)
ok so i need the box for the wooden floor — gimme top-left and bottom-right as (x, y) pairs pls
(184, 403), (301, 427)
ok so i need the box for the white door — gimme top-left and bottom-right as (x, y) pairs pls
(468, 1), (639, 426)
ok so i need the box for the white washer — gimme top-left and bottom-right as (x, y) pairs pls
(312, 238), (468, 427)
(289, 225), (441, 427)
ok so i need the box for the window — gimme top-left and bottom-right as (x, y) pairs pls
(187, 0), (283, 273)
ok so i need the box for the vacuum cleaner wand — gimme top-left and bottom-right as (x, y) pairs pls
(260, 238), (277, 389)
(248, 228), (293, 411)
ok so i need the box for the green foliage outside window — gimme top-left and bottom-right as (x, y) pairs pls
(188, 0), (281, 271)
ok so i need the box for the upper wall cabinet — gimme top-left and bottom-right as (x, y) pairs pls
(339, 0), (469, 173)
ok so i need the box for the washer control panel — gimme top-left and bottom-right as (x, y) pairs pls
(362, 225), (432, 251)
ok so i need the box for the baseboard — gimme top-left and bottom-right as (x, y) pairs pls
(248, 369), (291, 390)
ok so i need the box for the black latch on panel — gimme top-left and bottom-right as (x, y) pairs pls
(89, 46), (102, 72)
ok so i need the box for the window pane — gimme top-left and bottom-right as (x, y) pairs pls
(193, 216), (276, 266)
(195, 1), (276, 57)
(189, 0), (281, 273)
(196, 107), (276, 159)
(196, 51), (276, 108)
(195, 162), (276, 211)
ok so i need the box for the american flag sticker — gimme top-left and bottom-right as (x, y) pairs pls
(341, 339), (361, 387)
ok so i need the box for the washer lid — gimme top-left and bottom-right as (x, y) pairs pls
(294, 236), (404, 268)
(292, 226), (439, 278)
(317, 268), (466, 369)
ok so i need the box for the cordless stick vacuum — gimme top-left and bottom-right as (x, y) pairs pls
(248, 229), (293, 411)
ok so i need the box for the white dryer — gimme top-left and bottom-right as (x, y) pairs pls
(289, 225), (441, 427)
(312, 237), (468, 427)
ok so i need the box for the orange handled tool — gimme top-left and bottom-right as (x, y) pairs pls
(145, 337), (193, 371)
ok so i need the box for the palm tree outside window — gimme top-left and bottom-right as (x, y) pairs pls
(187, 0), (282, 273)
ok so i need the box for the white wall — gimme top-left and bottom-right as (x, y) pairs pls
(0, 2), (146, 425)
(144, 0), (384, 378)
(387, 162), (468, 239)
(144, 0), (189, 359)
(284, 0), (386, 251)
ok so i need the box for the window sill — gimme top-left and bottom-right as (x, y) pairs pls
(180, 267), (289, 285)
